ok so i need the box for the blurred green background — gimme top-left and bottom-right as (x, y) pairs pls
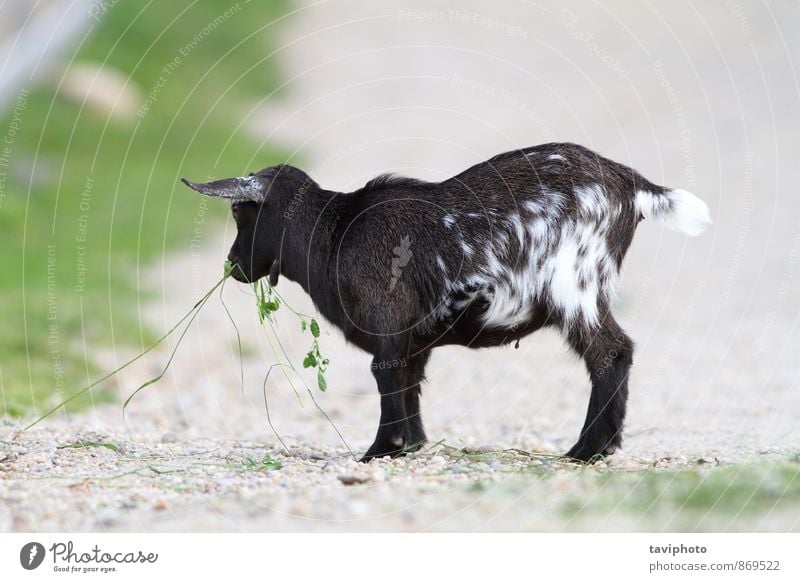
(0, 0), (288, 416)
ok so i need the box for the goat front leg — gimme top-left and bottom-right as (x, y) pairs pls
(361, 354), (411, 462)
(403, 349), (431, 452)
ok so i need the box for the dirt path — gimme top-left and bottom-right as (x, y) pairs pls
(2, 0), (800, 531)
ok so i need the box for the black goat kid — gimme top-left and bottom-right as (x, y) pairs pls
(182, 143), (711, 462)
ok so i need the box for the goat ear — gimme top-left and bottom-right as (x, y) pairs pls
(180, 176), (264, 202)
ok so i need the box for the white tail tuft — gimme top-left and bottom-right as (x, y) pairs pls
(635, 188), (712, 236)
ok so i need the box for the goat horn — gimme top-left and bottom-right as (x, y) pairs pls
(180, 176), (263, 202)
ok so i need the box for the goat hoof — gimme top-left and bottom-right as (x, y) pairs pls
(564, 440), (619, 463)
(359, 449), (398, 463)
(360, 436), (413, 462)
(403, 439), (426, 453)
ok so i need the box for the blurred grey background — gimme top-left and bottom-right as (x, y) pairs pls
(2, 0), (799, 532)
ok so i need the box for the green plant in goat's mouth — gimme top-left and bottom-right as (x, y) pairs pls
(247, 261), (329, 393)
(27, 261), (331, 429)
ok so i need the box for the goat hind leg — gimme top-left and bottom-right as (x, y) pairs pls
(565, 315), (633, 462)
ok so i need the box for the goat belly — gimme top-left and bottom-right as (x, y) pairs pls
(424, 283), (551, 348)
(428, 314), (550, 349)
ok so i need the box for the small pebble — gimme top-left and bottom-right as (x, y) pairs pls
(338, 474), (371, 486)
(161, 432), (179, 444)
(696, 457), (718, 465)
(0, 452), (19, 463)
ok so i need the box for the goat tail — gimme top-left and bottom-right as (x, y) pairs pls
(634, 187), (712, 236)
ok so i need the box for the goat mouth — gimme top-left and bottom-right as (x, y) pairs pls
(228, 264), (250, 283)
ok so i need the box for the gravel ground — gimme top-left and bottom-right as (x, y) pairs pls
(2, 0), (800, 531)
